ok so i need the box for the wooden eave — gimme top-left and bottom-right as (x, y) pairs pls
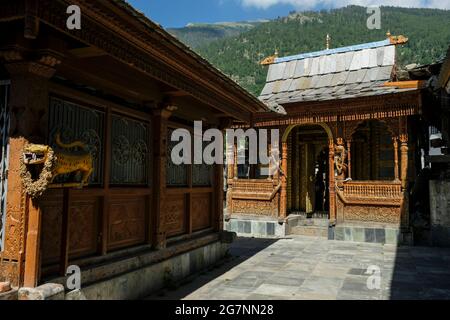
(252, 90), (422, 127)
(0, 0), (268, 123)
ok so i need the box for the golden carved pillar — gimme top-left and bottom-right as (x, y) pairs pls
(328, 139), (336, 223)
(279, 142), (288, 219)
(400, 133), (409, 227)
(347, 139), (352, 180)
(393, 137), (400, 181)
(233, 143), (238, 179)
(287, 134), (292, 211)
(225, 139), (235, 217)
(400, 134), (409, 190)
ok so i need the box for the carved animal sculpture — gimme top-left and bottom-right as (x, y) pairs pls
(22, 134), (94, 188)
(334, 138), (348, 180)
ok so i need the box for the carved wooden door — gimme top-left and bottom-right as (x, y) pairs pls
(0, 80), (10, 251)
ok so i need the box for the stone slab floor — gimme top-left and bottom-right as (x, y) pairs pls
(147, 236), (450, 300)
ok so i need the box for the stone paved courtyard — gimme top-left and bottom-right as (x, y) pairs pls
(149, 236), (450, 300)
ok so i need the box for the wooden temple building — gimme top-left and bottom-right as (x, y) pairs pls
(225, 35), (429, 244)
(0, 0), (267, 299)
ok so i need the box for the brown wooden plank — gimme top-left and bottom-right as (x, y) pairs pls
(59, 189), (70, 276)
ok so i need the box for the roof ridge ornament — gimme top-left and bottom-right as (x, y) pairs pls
(260, 49), (279, 66)
(387, 31), (409, 45)
(326, 34), (331, 50)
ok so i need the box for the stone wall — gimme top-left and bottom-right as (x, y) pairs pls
(430, 180), (450, 247)
(65, 240), (229, 300)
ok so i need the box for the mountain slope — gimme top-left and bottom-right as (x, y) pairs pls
(168, 21), (266, 48)
(190, 6), (450, 96)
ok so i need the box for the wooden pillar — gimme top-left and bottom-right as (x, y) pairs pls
(23, 198), (42, 288)
(152, 108), (172, 249)
(400, 133), (409, 227)
(214, 162), (224, 232)
(3, 58), (57, 287)
(347, 139), (352, 180)
(233, 144), (238, 179)
(400, 134), (409, 190)
(59, 189), (70, 276)
(328, 139), (336, 223)
(393, 137), (400, 181)
(279, 141), (288, 219)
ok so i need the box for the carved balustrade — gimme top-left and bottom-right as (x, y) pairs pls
(228, 179), (281, 217)
(336, 180), (404, 225)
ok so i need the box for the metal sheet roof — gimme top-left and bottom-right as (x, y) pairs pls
(259, 39), (417, 104)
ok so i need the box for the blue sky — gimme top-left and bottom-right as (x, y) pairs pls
(127, 0), (299, 28)
(127, 0), (450, 28)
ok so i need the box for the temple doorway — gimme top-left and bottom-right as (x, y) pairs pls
(286, 125), (330, 218)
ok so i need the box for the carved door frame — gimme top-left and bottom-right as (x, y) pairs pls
(0, 80), (10, 251)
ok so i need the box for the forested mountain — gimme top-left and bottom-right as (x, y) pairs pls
(167, 21), (266, 48)
(171, 6), (450, 96)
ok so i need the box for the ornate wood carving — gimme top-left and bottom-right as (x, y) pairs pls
(253, 91), (421, 127)
(334, 138), (348, 180)
(280, 142), (288, 219)
(342, 205), (401, 224)
(328, 139), (336, 222)
(228, 179), (280, 217)
(335, 180), (403, 224)
(108, 197), (146, 250)
(69, 197), (99, 258)
(40, 193), (63, 265)
(164, 194), (186, 238)
(192, 193), (212, 232)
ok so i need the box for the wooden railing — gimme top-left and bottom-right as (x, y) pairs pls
(342, 181), (402, 204)
(335, 180), (404, 224)
(230, 179), (280, 201)
(227, 179), (281, 217)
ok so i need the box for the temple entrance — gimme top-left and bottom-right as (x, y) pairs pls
(286, 125), (330, 218)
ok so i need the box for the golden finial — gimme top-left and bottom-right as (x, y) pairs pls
(386, 30), (409, 45)
(260, 49), (279, 66)
(326, 34), (331, 50)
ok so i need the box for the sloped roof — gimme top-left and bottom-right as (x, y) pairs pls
(259, 39), (418, 105)
(438, 46), (450, 90)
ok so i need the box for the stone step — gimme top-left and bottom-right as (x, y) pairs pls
(289, 226), (329, 238)
(296, 218), (330, 227)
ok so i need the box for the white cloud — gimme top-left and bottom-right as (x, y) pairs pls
(238, 0), (450, 10)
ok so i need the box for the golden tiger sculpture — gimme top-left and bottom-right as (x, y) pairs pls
(21, 134), (94, 198)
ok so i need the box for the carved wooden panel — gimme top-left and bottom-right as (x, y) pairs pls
(2, 138), (27, 262)
(164, 194), (186, 237)
(40, 192), (63, 265)
(343, 205), (401, 224)
(192, 193), (211, 231)
(232, 198), (279, 216)
(108, 197), (146, 250)
(69, 196), (99, 259)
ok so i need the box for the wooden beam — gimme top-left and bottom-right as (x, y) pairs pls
(69, 47), (107, 58)
(383, 80), (427, 89)
(23, 197), (42, 288)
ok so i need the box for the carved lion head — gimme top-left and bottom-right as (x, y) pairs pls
(22, 144), (52, 165)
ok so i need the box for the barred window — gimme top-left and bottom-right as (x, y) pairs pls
(167, 128), (213, 187)
(110, 115), (150, 185)
(48, 96), (105, 185)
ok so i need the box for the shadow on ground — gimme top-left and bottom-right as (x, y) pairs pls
(147, 238), (279, 300)
(389, 245), (450, 299)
